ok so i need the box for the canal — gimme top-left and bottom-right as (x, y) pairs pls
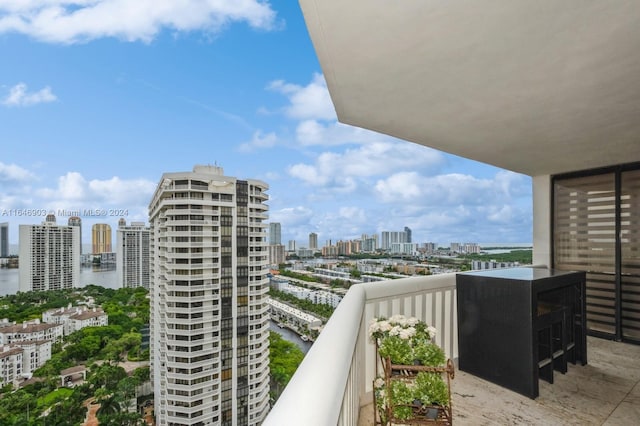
(269, 320), (313, 354)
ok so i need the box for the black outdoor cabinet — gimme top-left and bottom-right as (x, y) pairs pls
(456, 267), (587, 399)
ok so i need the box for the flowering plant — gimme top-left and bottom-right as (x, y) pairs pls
(369, 315), (444, 366)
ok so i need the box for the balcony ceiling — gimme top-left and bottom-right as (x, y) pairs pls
(299, 0), (640, 176)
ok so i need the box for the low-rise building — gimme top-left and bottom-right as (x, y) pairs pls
(42, 306), (108, 336)
(0, 346), (23, 386)
(0, 320), (63, 345)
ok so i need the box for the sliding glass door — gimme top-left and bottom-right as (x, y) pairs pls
(553, 164), (640, 343)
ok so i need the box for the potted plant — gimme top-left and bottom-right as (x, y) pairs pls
(369, 315), (453, 424)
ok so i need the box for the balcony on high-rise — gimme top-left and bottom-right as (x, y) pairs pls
(264, 1), (640, 424)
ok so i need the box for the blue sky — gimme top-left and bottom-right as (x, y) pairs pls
(0, 1), (532, 247)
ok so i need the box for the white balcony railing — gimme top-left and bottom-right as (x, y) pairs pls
(264, 273), (458, 426)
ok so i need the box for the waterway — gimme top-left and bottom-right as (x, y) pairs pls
(0, 266), (119, 296)
(269, 320), (313, 354)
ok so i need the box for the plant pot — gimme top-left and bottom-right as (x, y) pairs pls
(426, 407), (439, 420)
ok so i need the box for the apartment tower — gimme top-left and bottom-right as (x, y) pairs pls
(91, 223), (112, 254)
(149, 165), (270, 426)
(308, 232), (318, 250)
(68, 216), (82, 254)
(18, 215), (80, 292)
(0, 222), (8, 257)
(116, 220), (151, 289)
(268, 222), (281, 245)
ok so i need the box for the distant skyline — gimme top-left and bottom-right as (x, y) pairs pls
(0, 2), (532, 246)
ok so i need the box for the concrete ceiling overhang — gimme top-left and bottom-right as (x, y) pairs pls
(299, 0), (640, 176)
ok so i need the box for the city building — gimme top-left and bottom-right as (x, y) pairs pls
(67, 216), (82, 255)
(308, 232), (318, 250)
(381, 230), (408, 251)
(287, 240), (296, 252)
(91, 223), (112, 254)
(42, 306), (108, 336)
(266, 3), (640, 425)
(18, 215), (80, 292)
(267, 244), (285, 267)
(268, 222), (281, 245)
(116, 220), (151, 289)
(0, 346), (23, 386)
(0, 222), (8, 258)
(404, 226), (412, 243)
(0, 320), (64, 345)
(149, 165), (270, 426)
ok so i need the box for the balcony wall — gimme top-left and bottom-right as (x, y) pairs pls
(264, 273), (458, 426)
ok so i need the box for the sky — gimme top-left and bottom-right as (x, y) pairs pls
(0, 1), (532, 248)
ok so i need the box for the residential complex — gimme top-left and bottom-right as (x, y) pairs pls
(149, 165), (270, 426)
(91, 223), (112, 254)
(116, 220), (151, 289)
(18, 215), (80, 292)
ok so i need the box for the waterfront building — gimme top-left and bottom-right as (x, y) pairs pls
(0, 222), (8, 258)
(116, 220), (151, 289)
(149, 165), (270, 426)
(91, 223), (112, 254)
(18, 216), (80, 292)
(67, 216), (82, 255)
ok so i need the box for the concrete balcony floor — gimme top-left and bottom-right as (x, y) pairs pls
(359, 336), (640, 425)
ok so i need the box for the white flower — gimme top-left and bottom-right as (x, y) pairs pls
(389, 325), (402, 336)
(398, 327), (415, 340)
(427, 326), (437, 338)
(374, 377), (385, 388)
(406, 317), (420, 326)
(378, 321), (392, 332)
(389, 314), (406, 325)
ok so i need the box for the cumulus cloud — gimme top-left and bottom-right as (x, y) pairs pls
(0, 0), (278, 44)
(0, 161), (36, 182)
(374, 171), (530, 206)
(269, 206), (314, 226)
(2, 83), (57, 106)
(37, 171), (156, 207)
(238, 130), (278, 152)
(287, 141), (443, 189)
(268, 73), (335, 121)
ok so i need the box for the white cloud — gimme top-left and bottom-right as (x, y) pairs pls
(374, 172), (530, 206)
(0, 0), (278, 44)
(287, 141), (443, 190)
(0, 161), (36, 182)
(2, 83), (57, 106)
(270, 206), (314, 227)
(37, 172), (156, 207)
(268, 73), (335, 121)
(238, 130), (278, 152)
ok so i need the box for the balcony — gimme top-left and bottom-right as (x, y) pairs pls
(264, 272), (640, 426)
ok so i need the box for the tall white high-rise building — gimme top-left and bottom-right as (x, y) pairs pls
(116, 220), (150, 289)
(149, 165), (270, 426)
(19, 215), (80, 292)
